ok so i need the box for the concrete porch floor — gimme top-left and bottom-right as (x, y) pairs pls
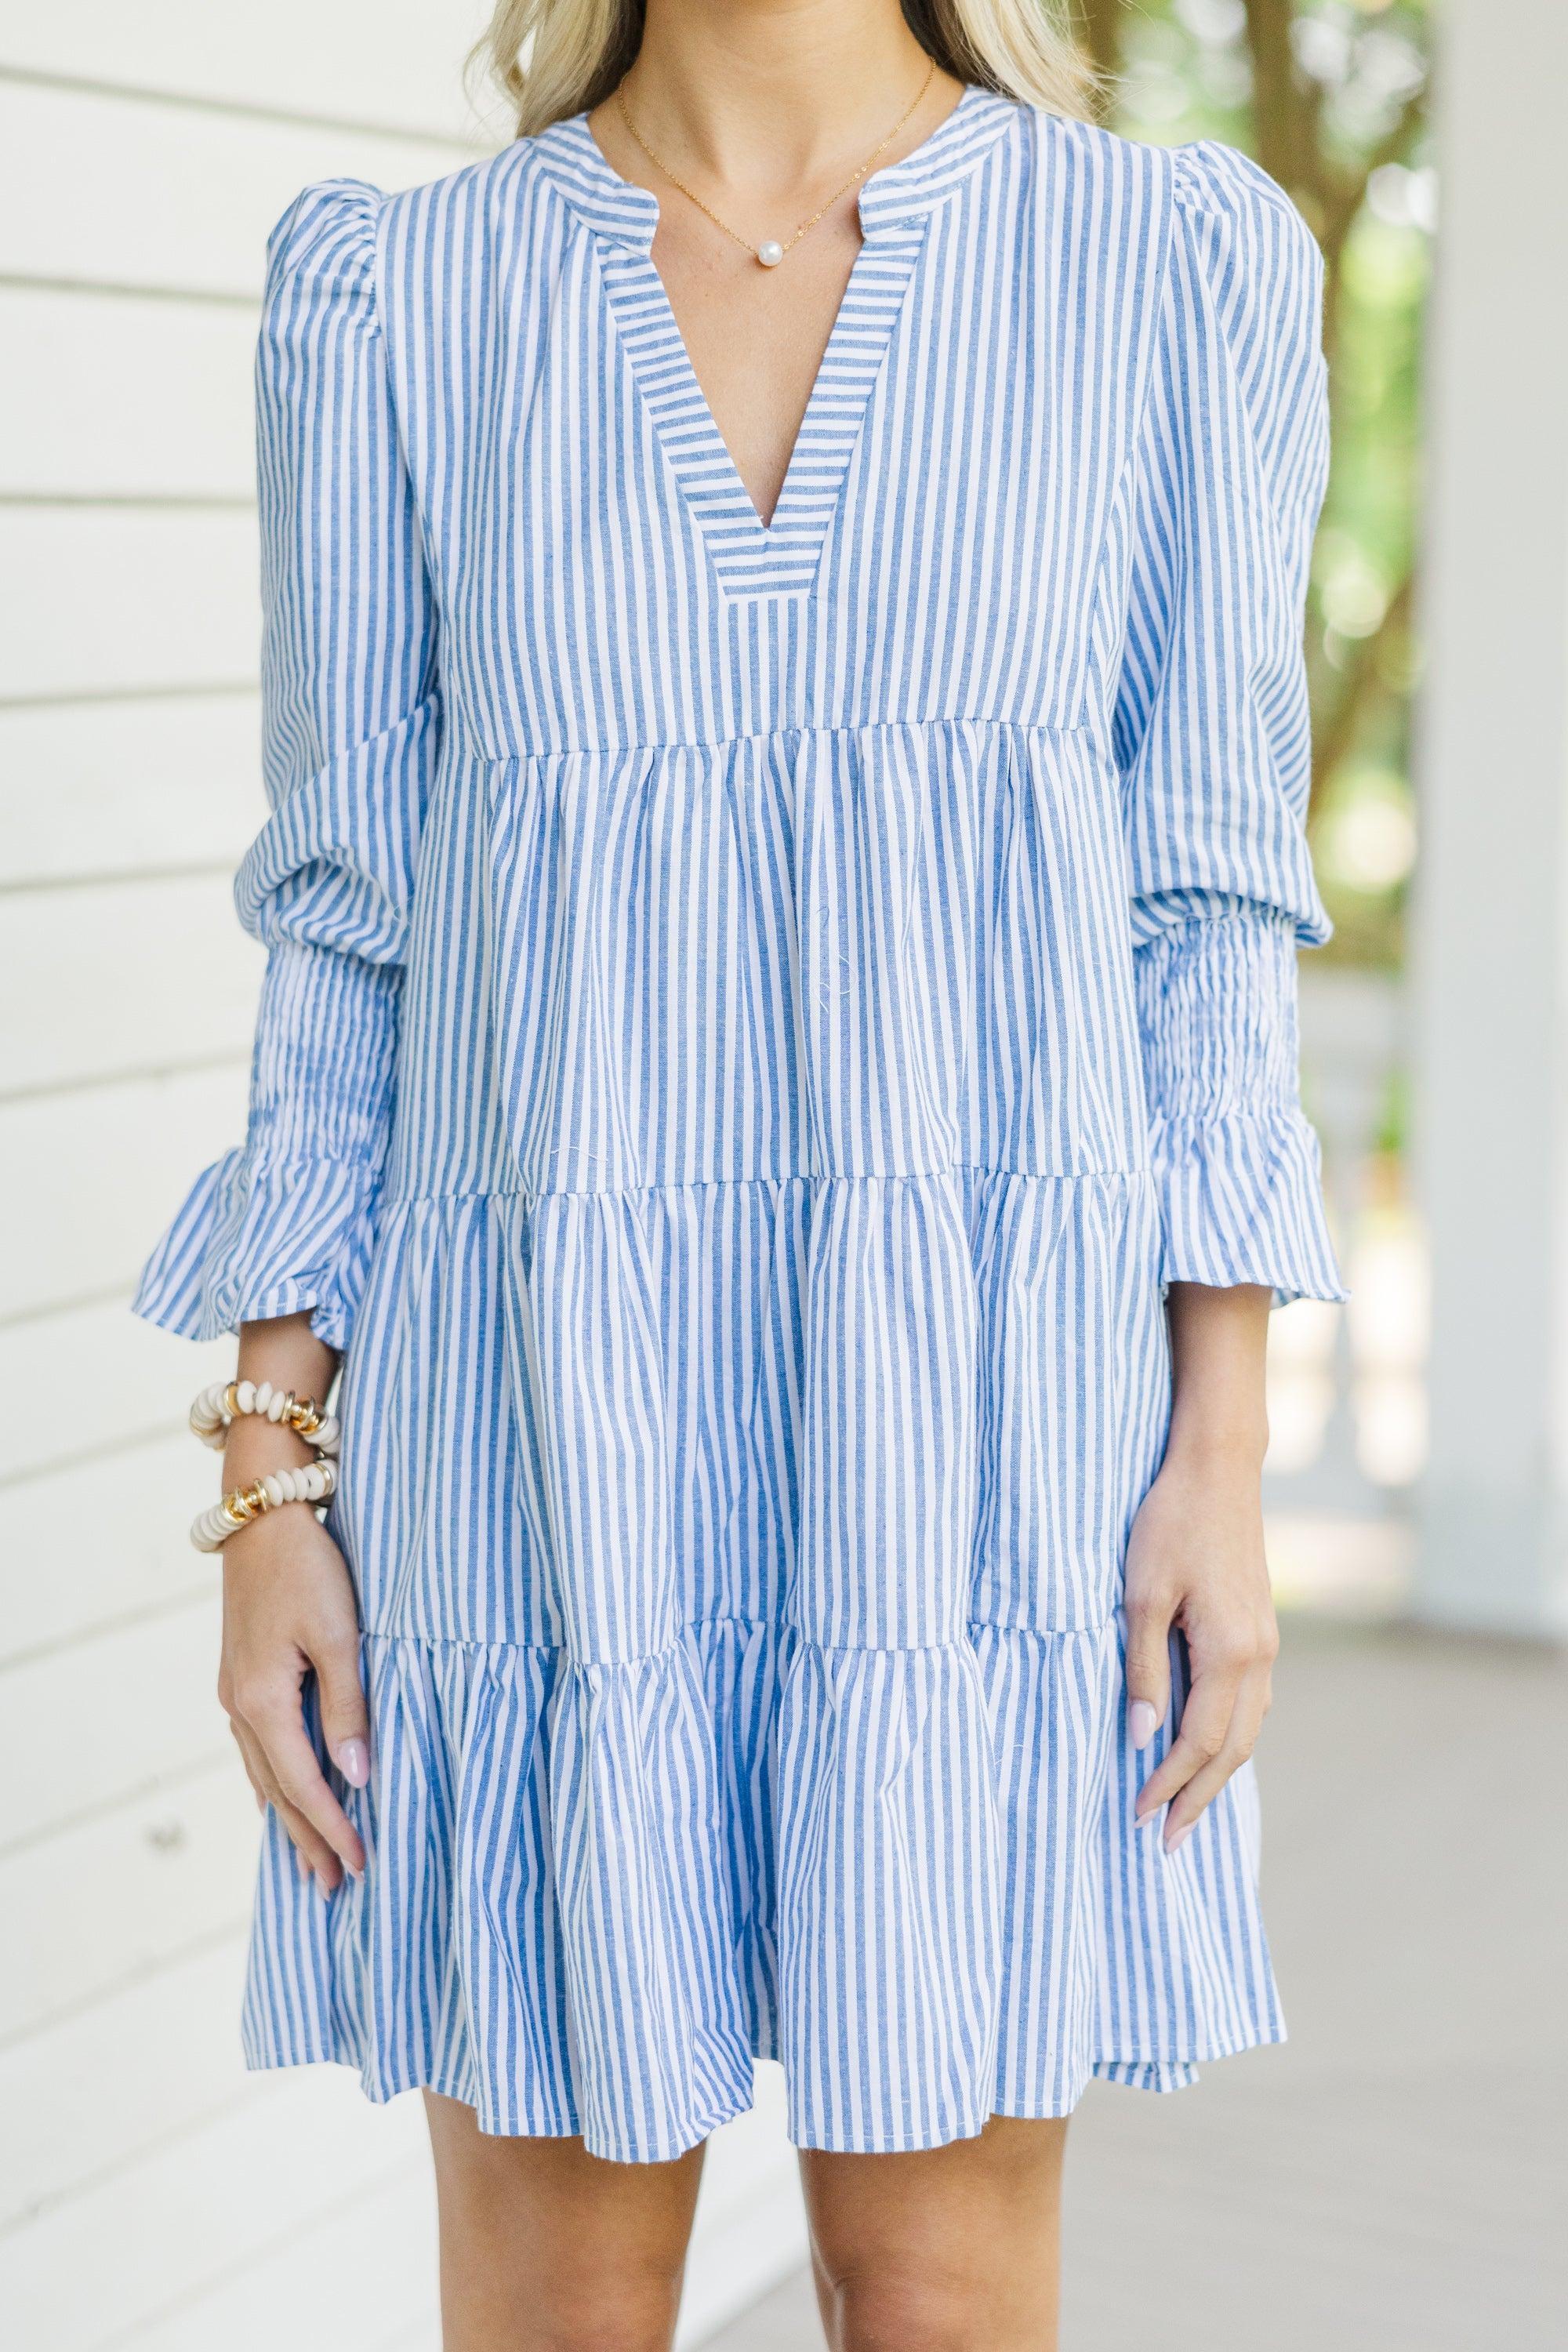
(703, 1617), (1568, 2350)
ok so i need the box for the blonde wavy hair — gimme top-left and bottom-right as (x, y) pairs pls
(474, 1), (1097, 141)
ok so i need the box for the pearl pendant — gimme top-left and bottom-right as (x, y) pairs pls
(757, 240), (784, 268)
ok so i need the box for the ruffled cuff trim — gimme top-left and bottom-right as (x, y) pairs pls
(131, 1146), (381, 1350)
(1150, 1107), (1348, 1308)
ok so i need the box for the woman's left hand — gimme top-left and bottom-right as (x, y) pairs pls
(1123, 1280), (1279, 1853)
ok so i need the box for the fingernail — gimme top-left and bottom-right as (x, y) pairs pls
(294, 1849), (308, 1881)
(1129, 1700), (1159, 1748)
(314, 1870), (332, 1899)
(1164, 1820), (1194, 1855)
(336, 1738), (370, 1788)
(1135, 1805), (1162, 1831)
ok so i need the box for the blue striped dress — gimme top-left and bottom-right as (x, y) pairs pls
(136, 86), (1345, 2162)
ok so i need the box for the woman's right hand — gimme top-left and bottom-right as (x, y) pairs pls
(216, 1318), (368, 1893)
(220, 1499), (369, 1893)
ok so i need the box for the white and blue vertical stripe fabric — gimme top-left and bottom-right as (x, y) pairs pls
(136, 88), (1346, 2162)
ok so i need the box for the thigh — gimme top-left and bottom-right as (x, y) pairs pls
(800, 2115), (1069, 2352)
(423, 2091), (707, 2352)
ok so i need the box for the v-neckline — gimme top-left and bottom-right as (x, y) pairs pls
(635, 230), (898, 541)
(538, 85), (1015, 599)
(595, 207), (932, 595)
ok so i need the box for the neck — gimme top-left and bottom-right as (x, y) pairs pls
(624, 0), (949, 191)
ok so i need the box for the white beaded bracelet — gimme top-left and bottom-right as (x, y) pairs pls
(190, 1377), (339, 1457)
(191, 1457), (339, 1555)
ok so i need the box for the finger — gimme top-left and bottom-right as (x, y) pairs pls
(1134, 1653), (1244, 1825)
(233, 1719), (310, 1873)
(1163, 1667), (1272, 1851)
(277, 1796), (344, 1889)
(1123, 1584), (1175, 1753)
(228, 1719), (267, 1813)
(234, 1722), (339, 1884)
(252, 1700), (366, 1878)
(311, 1629), (370, 1791)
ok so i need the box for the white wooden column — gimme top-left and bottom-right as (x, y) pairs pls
(1413, 0), (1568, 1635)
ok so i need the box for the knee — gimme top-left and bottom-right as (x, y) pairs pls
(529, 2273), (684, 2352)
(828, 2266), (972, 2352)
(532, 2326), (673, 2352)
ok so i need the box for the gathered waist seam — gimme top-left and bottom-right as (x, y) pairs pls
(436, 716), (1102, 768)
(379, 1165), (1161, 1210)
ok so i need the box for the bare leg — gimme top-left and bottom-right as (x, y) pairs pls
(800, 2115), (1069, 2352)
(422, 2091), (707, 2352)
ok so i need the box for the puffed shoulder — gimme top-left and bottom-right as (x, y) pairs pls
(1170, 139), (1323, 307)
(1163, 138), (1327, 422)
(1172, 139), (1312, 238)
(263, 176), (387, 300)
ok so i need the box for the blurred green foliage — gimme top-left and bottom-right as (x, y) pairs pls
(1081, 0), (1432, 968)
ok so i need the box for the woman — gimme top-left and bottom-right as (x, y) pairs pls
(136, 0), (1345, 2343)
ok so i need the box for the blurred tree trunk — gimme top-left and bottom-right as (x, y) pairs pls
(1076, 0), (1427, 814)
(1074, 0), (1130, 85)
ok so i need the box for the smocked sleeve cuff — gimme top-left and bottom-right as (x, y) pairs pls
(1136, 905), (1348, 1308)
(131, 1147), (381, 1351)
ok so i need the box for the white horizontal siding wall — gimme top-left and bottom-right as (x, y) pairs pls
(0, 16), (802, 2347)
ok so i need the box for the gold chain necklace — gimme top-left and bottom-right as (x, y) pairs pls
(614, 58), (938, 269)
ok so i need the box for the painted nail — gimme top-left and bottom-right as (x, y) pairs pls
(1164, 1820), (1194, 1855)
(314, 1870), (332, 1899)
(1129, 1700), (1159, 1749)
(1134, 1805), (1162, 1831)
(336, 1738), (370, 1788)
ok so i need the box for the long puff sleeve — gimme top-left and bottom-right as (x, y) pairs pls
(134, 181), (437, 1349)
(1116, 142), (1345, 1306)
